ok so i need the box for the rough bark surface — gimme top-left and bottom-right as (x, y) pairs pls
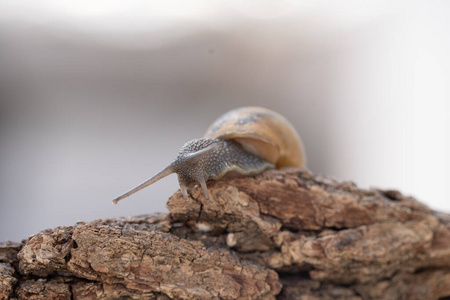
(1, 169), (450, 299)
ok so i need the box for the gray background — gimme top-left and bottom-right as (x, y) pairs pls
(1, 1), (449, 241)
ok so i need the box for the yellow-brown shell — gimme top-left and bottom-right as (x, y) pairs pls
(204, 107), (306, 169)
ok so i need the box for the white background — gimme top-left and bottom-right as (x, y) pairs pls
(0, 0), (449, 241)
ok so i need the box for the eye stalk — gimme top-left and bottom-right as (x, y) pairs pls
(112, 163), (176, 205)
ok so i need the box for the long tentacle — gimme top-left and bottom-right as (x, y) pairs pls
(112, 163), (176, 205)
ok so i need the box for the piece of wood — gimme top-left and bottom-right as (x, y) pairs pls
(1, 169), (449, 299)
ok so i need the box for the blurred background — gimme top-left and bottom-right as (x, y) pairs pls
(0, 0), (449, 241)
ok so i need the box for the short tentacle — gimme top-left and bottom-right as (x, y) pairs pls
(198, 176), (209, 200)
(180, 183), (188, 200)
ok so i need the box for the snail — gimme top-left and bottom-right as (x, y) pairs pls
(112, 107), (306, 204)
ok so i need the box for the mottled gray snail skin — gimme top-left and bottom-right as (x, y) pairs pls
(176, 138), (274, 199)
(112, 138), (274, 204)
(113, 106), (306, 205)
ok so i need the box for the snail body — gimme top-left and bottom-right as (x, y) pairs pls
(113, 107), (306, 204)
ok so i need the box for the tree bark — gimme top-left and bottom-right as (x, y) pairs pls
(1, 169), (450, 299)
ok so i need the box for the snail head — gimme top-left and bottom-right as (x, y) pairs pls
(112, 139), (220, 204)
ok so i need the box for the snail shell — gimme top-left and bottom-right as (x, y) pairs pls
(204, 106), (306, 169)
(113, 107), (306, 204)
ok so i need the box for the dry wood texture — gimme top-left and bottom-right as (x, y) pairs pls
(1, 169), (450, 299)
